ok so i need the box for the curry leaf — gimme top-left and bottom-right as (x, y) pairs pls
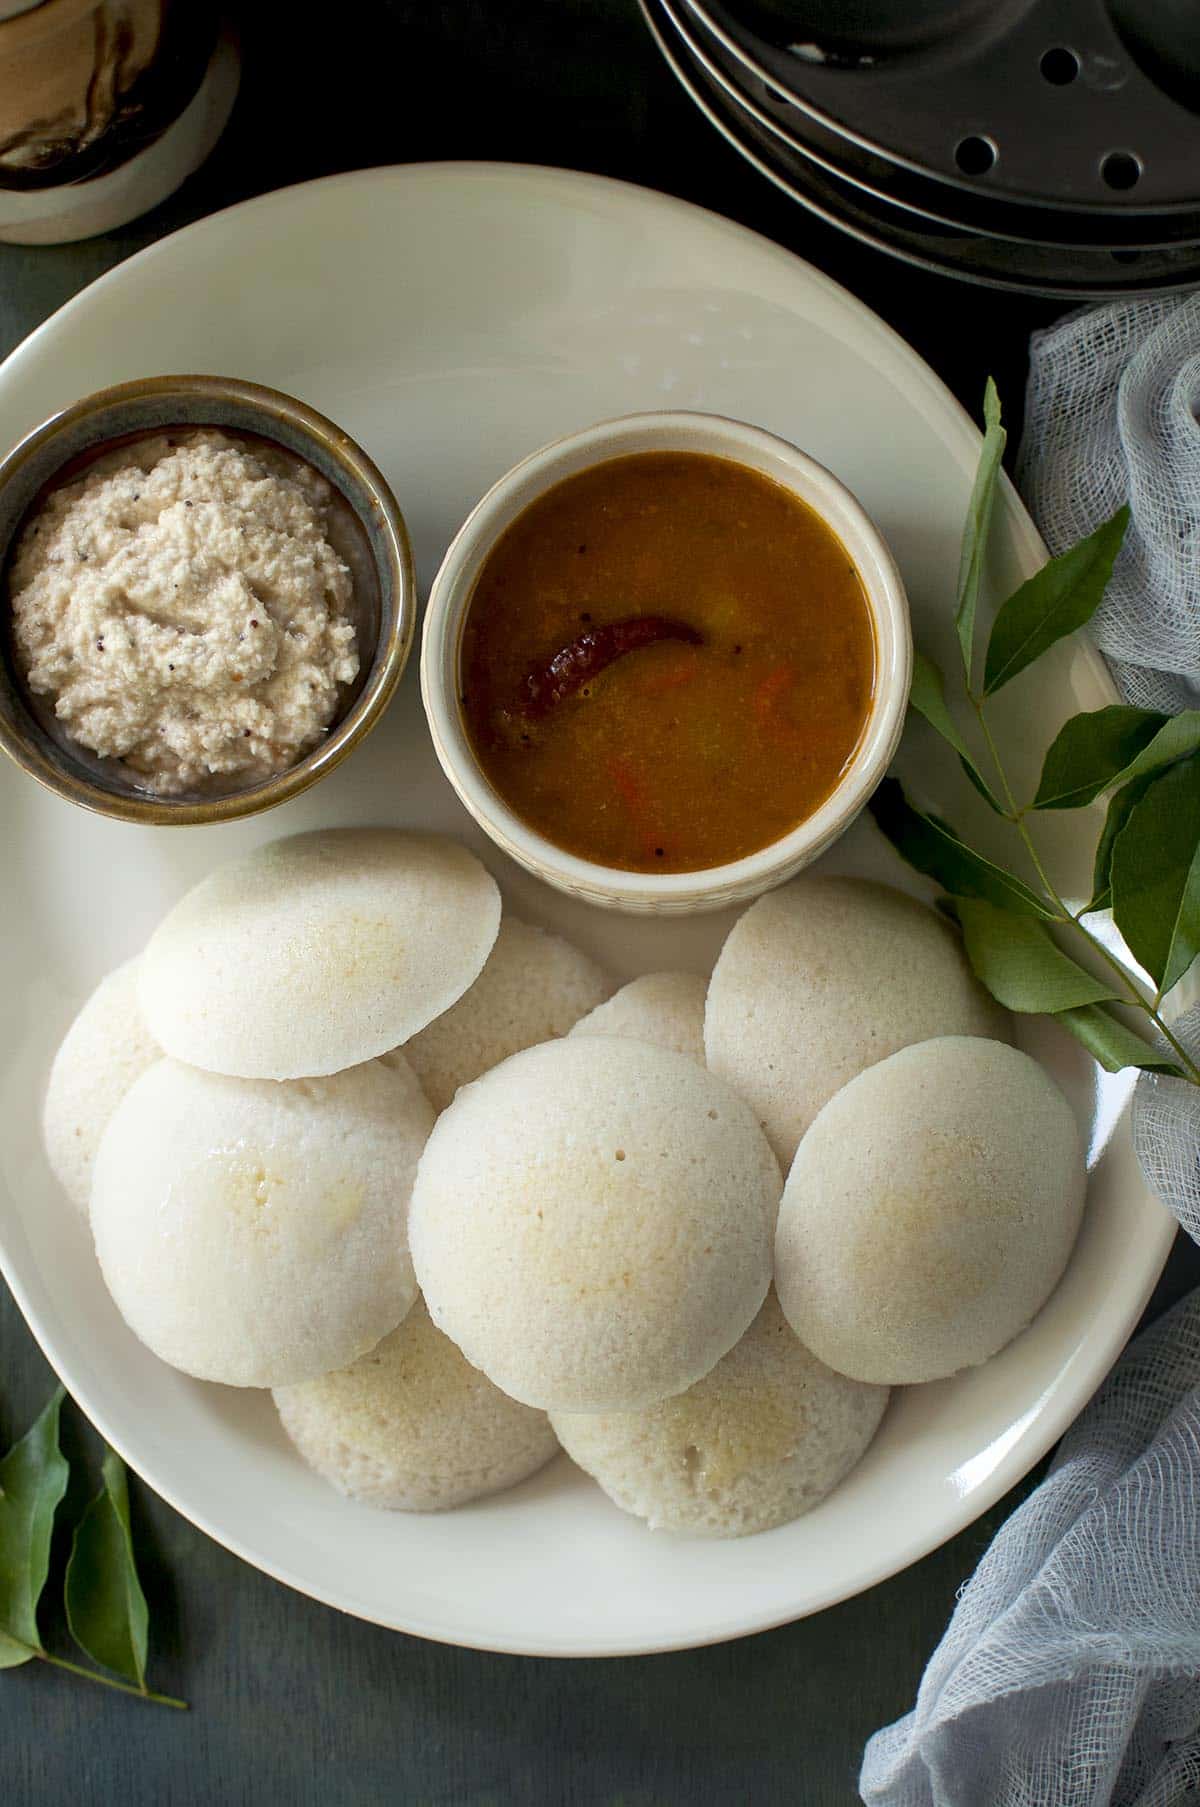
(868, 777), (1053, 918)
(1033, 705), (1167, 810)
(1111, 753), (1200, 998)
(872, 380), (1200, 1087)
(0, 1394), (185, 1707)
(955, 377), (1006, 680)
(961, 758), (1005, 814)
(908, 650), (1003, 812)
(954, 899), (1120, 1012)
(65, 1449), (149, 1691)
(1038, 707), (1200, 819)
(982, 506), (1129, 697)
(1054, 1004), (1183, 1076)
(1090, 775), (1155, 912)
(1097, 710), (1200, 795)
(0, 1390), (68, 1664)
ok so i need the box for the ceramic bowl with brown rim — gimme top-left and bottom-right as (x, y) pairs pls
(0, 375), (416, 825)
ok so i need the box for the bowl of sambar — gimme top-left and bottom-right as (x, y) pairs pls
(421, 411), (911, 914)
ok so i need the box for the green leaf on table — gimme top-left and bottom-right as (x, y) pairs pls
(869, 778), (1053, 916)
(0, 1389), (68, 1667)
(1054, 1004), (1183, 1075)
(1032, 705), (1166, 809)
(1111, 753), (1200, 998)
(954, 898), (1120, 1012)
(65, 1449), (148, 1692)
(982, 506), (1129, 697)
(955, 377), (1006, 681)
(908, 650), (1003, 812)
(1089, 775), (1155, 912)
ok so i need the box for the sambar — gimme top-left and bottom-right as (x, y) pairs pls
(460, 450), (875, 873)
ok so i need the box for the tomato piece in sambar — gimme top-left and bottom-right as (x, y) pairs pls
(460, 450), (875, 873)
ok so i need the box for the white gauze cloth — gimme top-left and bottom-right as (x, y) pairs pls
(860, 292), (1200, 1807)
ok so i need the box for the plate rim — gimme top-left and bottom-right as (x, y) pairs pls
(0, 158), (1175, 1656)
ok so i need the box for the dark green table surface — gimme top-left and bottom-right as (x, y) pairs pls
(3, 5), (1197, 1802)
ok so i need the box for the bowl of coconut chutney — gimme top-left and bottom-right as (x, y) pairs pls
(0, 374), (416, 825)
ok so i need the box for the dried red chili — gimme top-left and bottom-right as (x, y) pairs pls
(521, 616), (703, 718)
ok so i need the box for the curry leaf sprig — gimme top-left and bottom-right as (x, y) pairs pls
(870, 377), (1200, 1085)
(0, 1389), (184, 1708)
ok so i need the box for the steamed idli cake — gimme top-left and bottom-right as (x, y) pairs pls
(139, 828), (500, 1080)
(551, 1291), (887, 1537)
(398, 918), (610, 1112)
(91, 1052), (434, 1388)
(410, 1037), (779, 1413)
(274, 1300), (559, 1511)
(705, 876), (1009, 1167)
(42, 957), (159, 1215)
(774, 1036), (1086, 1385)
(569, 971), (706, 1064)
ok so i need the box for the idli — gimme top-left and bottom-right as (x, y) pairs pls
(42, 957), (159, 1215)
(551, 1292), (887, 1536)
(91, 1052), (434, 1388)
(569, 971), (706, 1064)
(705, 876), (1010, 1167)
(274, 1300), (559, 1511)
(410, 1037), (779, 1413)
(139, 828), (500, 1080)
(398, 917), (610, 1112)
(774, 1036), (1086, 1385)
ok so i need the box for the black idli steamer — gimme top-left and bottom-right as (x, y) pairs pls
(641, 0), (1200, 296)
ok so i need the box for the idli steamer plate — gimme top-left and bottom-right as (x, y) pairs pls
(643, 0), (1200, 296)
(643, 0), (1200, 295)
(0, 164), (1174, 1654)
(691, 0), (1200, 213)
(668, 0), (1200, 249)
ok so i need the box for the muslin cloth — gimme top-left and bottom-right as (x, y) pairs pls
(859, 294), (1200, 1807)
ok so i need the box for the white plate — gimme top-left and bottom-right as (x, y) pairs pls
(0, 162), (1173, 1656)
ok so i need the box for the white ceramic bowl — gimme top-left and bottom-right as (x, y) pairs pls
(421, 411), (911, 913)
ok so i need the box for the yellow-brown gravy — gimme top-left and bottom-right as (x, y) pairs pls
(461, 450), (876, 873)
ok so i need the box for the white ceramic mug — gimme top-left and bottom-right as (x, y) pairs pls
(0, 2), (239, 245)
